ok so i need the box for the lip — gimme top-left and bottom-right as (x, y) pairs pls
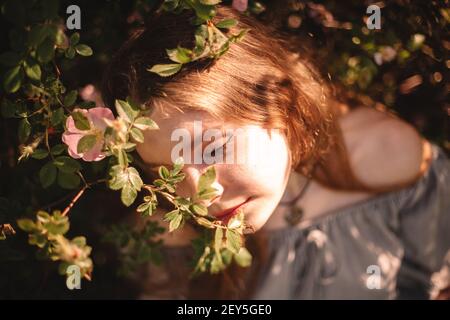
(211, 198), (251, 221)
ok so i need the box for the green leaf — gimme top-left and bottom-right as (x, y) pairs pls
(51, 144), (66, 155)
(199, 0), (221, 5)
(171, 157), (184, 175)
(133, 117), (159, 130)
(65, 47), (76, 59)
(147, 63), (182, 77)
(3, 65), (23, 93)
(142, 203), (156, 217)
(158, 166), (170, 179)
(117, 148), (128, 168)
(72, 111), (90, 130)
(108, 170), (128, 190)
(221, 249), (233, 265)
(215, 19), (238, 29)
(127, 167), (143, 191)
(123, 142), (137, 152)
(50, 108), (65, 126)
(77, 134), (97, 154)
(227, 211), (243, 229)
(55, 28), (67, 47)
(234, 247), (252, 267)
(37, 211), (51, 221)
(137, 202), (151, 213)
(18, 118), (31, 143)
(64, 90), (78, 106)
(198, 166), (216, 192)
(130, 127), (144, 143)
(36, 38), (55, 63)
(24, 59), (41, 81)
(44, 220), (69, 236)
(166, 47), (193, 64)
(75, 44), (93, 56)
(164, 209), (180, 222)
(169, 212), (183, 232)
(57, 171), (80, 189)
(191, 2), (216, 21)
(69, 32), (80, 46)
(231, 28), (248, 42)
(191, 203), (208, 216)
(72, 236), (86, 247)
(197, 186), (219, 200)
(195, 217), (215, 228)
(17, 219), (36, 232)
(40, 162), (57, 188)
(225, 229), (241, 254)
(194, 35), (206, 56)
(214, 227), (224, 252)
(121, 182), (137, 207)
(210, 251), (224, 273)
(115, 99), (138, 123)
(29, 233), (47, 248)
(31, 149), (49, 160)
(53, 156), (81, 173)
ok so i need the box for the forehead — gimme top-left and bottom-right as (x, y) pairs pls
(137, 108), (224, 163)
(151, 108), (222, 130)
(136, 107), (286, 166)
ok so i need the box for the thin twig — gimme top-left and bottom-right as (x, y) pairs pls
(60, 178), (107, 216)
(61, 185), (87, 217)
(44, 126), (55, 161)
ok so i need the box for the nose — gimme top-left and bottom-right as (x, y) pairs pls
(180, 165), (223, 206)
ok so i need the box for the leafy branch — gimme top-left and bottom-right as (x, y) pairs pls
(1, 0), (253, 285)
(148, 0), (249, 77)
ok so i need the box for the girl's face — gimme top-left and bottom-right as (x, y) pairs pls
(136, 108), (291, 232)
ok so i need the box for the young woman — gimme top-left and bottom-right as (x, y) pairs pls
(101, 6), (450, 299)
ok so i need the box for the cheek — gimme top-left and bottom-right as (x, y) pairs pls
(216, 136), (290, 212)
(242, 132), (291, 192)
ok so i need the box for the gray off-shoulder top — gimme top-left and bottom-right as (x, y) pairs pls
(252, 143), (450, 300)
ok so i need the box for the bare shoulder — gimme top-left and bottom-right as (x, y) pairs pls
(339, 106), (429, 190)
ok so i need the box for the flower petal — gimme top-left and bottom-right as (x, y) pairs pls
(81, 139), (105, 162)
(62, 132), (84, 159)
(88, 107), (115, 131)
(232, 0), (248, 12)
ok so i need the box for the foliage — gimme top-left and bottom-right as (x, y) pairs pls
(0, 0), (447, 298)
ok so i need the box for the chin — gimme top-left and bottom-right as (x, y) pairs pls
(243, 209), (273, 234)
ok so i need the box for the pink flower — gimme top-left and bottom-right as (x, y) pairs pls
(62, 107), (115, 161)
(232, 0), (248, 12)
